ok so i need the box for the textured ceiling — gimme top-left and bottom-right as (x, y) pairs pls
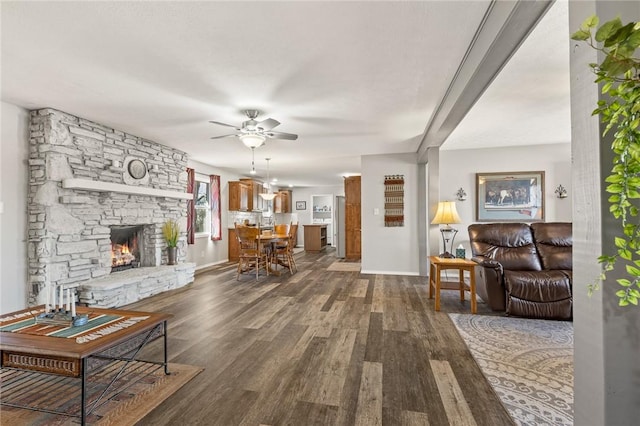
(1, 1), (570, 187)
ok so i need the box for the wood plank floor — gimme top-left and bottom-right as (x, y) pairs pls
(128, 249), (514, 426)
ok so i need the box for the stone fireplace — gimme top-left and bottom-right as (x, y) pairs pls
(27, 108), (195, 308)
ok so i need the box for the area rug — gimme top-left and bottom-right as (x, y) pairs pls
(449, 313), (573, 426)
(1, 362), (202, 425)
(327, 262), (361, 272)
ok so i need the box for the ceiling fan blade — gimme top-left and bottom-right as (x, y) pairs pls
(210, 134), (238, 140)
(266, 131), (298, 141)
(257, 118), (280, 131)
(209, 120), (241, 130)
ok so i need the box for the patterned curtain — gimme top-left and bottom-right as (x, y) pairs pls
(210, 174), (222, 241)
(186, 168), (195, 244)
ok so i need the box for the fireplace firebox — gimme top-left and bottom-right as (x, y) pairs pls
(110, 225), (144, 272)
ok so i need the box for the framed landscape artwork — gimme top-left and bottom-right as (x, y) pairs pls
(476, 171), (545, 222)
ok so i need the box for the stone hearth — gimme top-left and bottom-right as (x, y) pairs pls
(27, 108), (195, 308)
(80, 265), (195, 308)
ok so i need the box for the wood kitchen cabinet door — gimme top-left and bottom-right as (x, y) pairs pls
(229, 181), (249, 211)
(228, 228), (240, 261)
(274, 190), (292, 213)
(345, 176), (361, 260)
(240, 178), (264, 211)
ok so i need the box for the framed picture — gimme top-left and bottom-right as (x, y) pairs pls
(296, 201), (306, 210)
(476, 171), (545, 222)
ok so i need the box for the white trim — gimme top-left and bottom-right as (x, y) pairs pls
(62, 178), (192, 200)
(194, 232), (210, 239)
(195, 259), (229, 271)
(360, 270), (421, 276)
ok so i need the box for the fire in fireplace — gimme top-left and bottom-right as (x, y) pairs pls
(110, 225), (143, 272)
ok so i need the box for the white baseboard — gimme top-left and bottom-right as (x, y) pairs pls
(195, 259), (229, 271)
(360, 270), (421, 276)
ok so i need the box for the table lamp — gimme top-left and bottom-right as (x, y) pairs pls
(431, 201), (462, 258)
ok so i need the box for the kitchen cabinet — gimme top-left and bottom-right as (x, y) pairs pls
(228, 228), (240, 261)
(240, 178), (264, 211)
(229, 181), (249, 211)
(304, 224), (327, 253)
(274, 190), (292, 213)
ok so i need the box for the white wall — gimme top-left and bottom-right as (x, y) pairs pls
(361, 153), (420, 275)
(439, 143), (572, 255)
(1, 102), (29, 313)
(289, 185), (344, 246)
(185, 160), (244, 270)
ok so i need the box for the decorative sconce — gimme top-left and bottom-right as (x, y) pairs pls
(456, 187), (467, 201)
(555, 184), (568, 199)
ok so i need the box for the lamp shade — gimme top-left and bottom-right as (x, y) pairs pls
(239, 133), (266, 149)
(260, 192), (277, 201)
(431, 201), (461, 225)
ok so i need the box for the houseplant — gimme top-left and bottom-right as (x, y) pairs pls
(571, 16), (640, 306)
(162, 219), (180, 265)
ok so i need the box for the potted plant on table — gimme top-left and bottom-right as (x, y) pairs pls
(162, 219), (180, 265)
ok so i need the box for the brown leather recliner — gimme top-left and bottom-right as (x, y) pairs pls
(468, 222), (572, 320)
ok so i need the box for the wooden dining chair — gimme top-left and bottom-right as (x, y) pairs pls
(273, 222), (297, 274)
(235, 224), (268, 280)
(274, 223), (289, 236)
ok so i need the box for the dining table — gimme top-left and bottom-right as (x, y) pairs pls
(257, 233), (291, 275)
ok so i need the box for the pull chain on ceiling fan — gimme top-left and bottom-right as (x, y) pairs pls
(249, 147), (257, 174)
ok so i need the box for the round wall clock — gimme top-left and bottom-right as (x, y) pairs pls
(128, 159), (147, 179)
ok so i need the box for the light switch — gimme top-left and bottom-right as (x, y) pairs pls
(373, 208), (379, 215)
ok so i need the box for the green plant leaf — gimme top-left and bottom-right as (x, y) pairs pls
(582, 15), (599, 30)
(615, 236), (627, 248)
(618, 278), (632, 287)
(571, 29), (591, 41)
(596, 17), (622, 42)
(625, 264), (640, 276)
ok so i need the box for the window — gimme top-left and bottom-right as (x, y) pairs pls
(194, 178), (211, 236)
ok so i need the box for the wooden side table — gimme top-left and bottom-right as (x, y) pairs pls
(428, 256), (477, 314)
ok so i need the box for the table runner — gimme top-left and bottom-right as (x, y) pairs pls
(0, 308), (150, 344)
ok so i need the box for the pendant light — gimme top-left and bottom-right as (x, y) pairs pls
(259, 158), (277, 201)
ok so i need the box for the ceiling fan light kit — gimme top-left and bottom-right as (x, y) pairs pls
(240, 133), (266, 149)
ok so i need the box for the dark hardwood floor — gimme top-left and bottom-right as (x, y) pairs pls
(128, 249), (514, 426)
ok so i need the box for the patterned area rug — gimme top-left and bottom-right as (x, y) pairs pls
(1, 362), (202, 425)
(449, 314), (573, 426)
(327, 262), (361, 272)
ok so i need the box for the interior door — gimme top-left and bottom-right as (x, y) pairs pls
(336, 196), (345, 258)
(344, 176), (361, 260)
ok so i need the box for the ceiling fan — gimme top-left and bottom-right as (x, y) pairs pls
(209, 109), (298, 149)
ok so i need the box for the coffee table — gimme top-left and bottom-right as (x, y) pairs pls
(428, 256), (477, 314)
(0, 306), (172, 425)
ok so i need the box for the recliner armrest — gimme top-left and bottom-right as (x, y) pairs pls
(470, 255), (506, 311)
(472, 256), (502, 272)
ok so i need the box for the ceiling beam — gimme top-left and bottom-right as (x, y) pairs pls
(417, 0), (555, 162)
